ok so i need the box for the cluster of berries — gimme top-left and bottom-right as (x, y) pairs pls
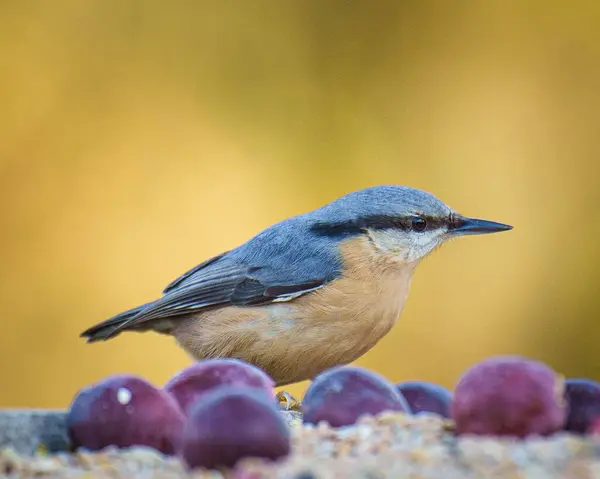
(66, 355), (600, 471)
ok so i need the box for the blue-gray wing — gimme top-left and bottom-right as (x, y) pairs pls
(112, 217), (344, 328)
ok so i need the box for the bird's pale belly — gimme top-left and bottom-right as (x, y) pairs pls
(172, 254), (415, 386)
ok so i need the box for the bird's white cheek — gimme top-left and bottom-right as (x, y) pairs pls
(413, 232), (433, 248)
(367, 229), (443, 263)
(407, 232), (443, 262)
(406, 244), (433, 262)
(367, 230), (409, 258)
(367, 229), (416, 262)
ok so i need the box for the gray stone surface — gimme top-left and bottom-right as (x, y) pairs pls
(0, 408), (303, 456)
(0, 409), (70, 456)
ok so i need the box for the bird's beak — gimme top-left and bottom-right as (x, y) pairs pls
(448, 215), (513, 236)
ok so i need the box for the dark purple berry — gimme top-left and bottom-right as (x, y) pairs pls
(67, 374), (185, 454)
(590, 417), (600, 435)
(396, 381), (452, 418)
(302, 366), (411, 427)
(451, 356), (566, 438)
(180, 387), (290, 470)
(563, 378), (600, 434)
(164, 358), (275, 415)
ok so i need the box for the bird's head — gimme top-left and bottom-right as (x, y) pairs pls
(312, 185), (513, 264)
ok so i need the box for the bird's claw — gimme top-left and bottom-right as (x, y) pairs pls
(276, 391), (301, 411)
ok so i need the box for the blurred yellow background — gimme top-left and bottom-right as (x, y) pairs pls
(1, 1), (599, 408)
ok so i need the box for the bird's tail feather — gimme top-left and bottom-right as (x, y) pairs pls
(80, 302), (154, 343)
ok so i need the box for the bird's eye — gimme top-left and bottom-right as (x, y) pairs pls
(411, 216), (427, 232)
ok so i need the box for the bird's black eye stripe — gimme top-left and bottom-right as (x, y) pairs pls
(310, 214), (446, 237)
(411, 216), (427, 232)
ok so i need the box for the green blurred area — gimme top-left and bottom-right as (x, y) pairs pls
(1, 1), (599, 408)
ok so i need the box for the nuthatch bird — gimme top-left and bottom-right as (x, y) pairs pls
(81, 185), (512, 388)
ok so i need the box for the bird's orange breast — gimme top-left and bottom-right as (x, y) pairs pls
(172, 236), (418, 386)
